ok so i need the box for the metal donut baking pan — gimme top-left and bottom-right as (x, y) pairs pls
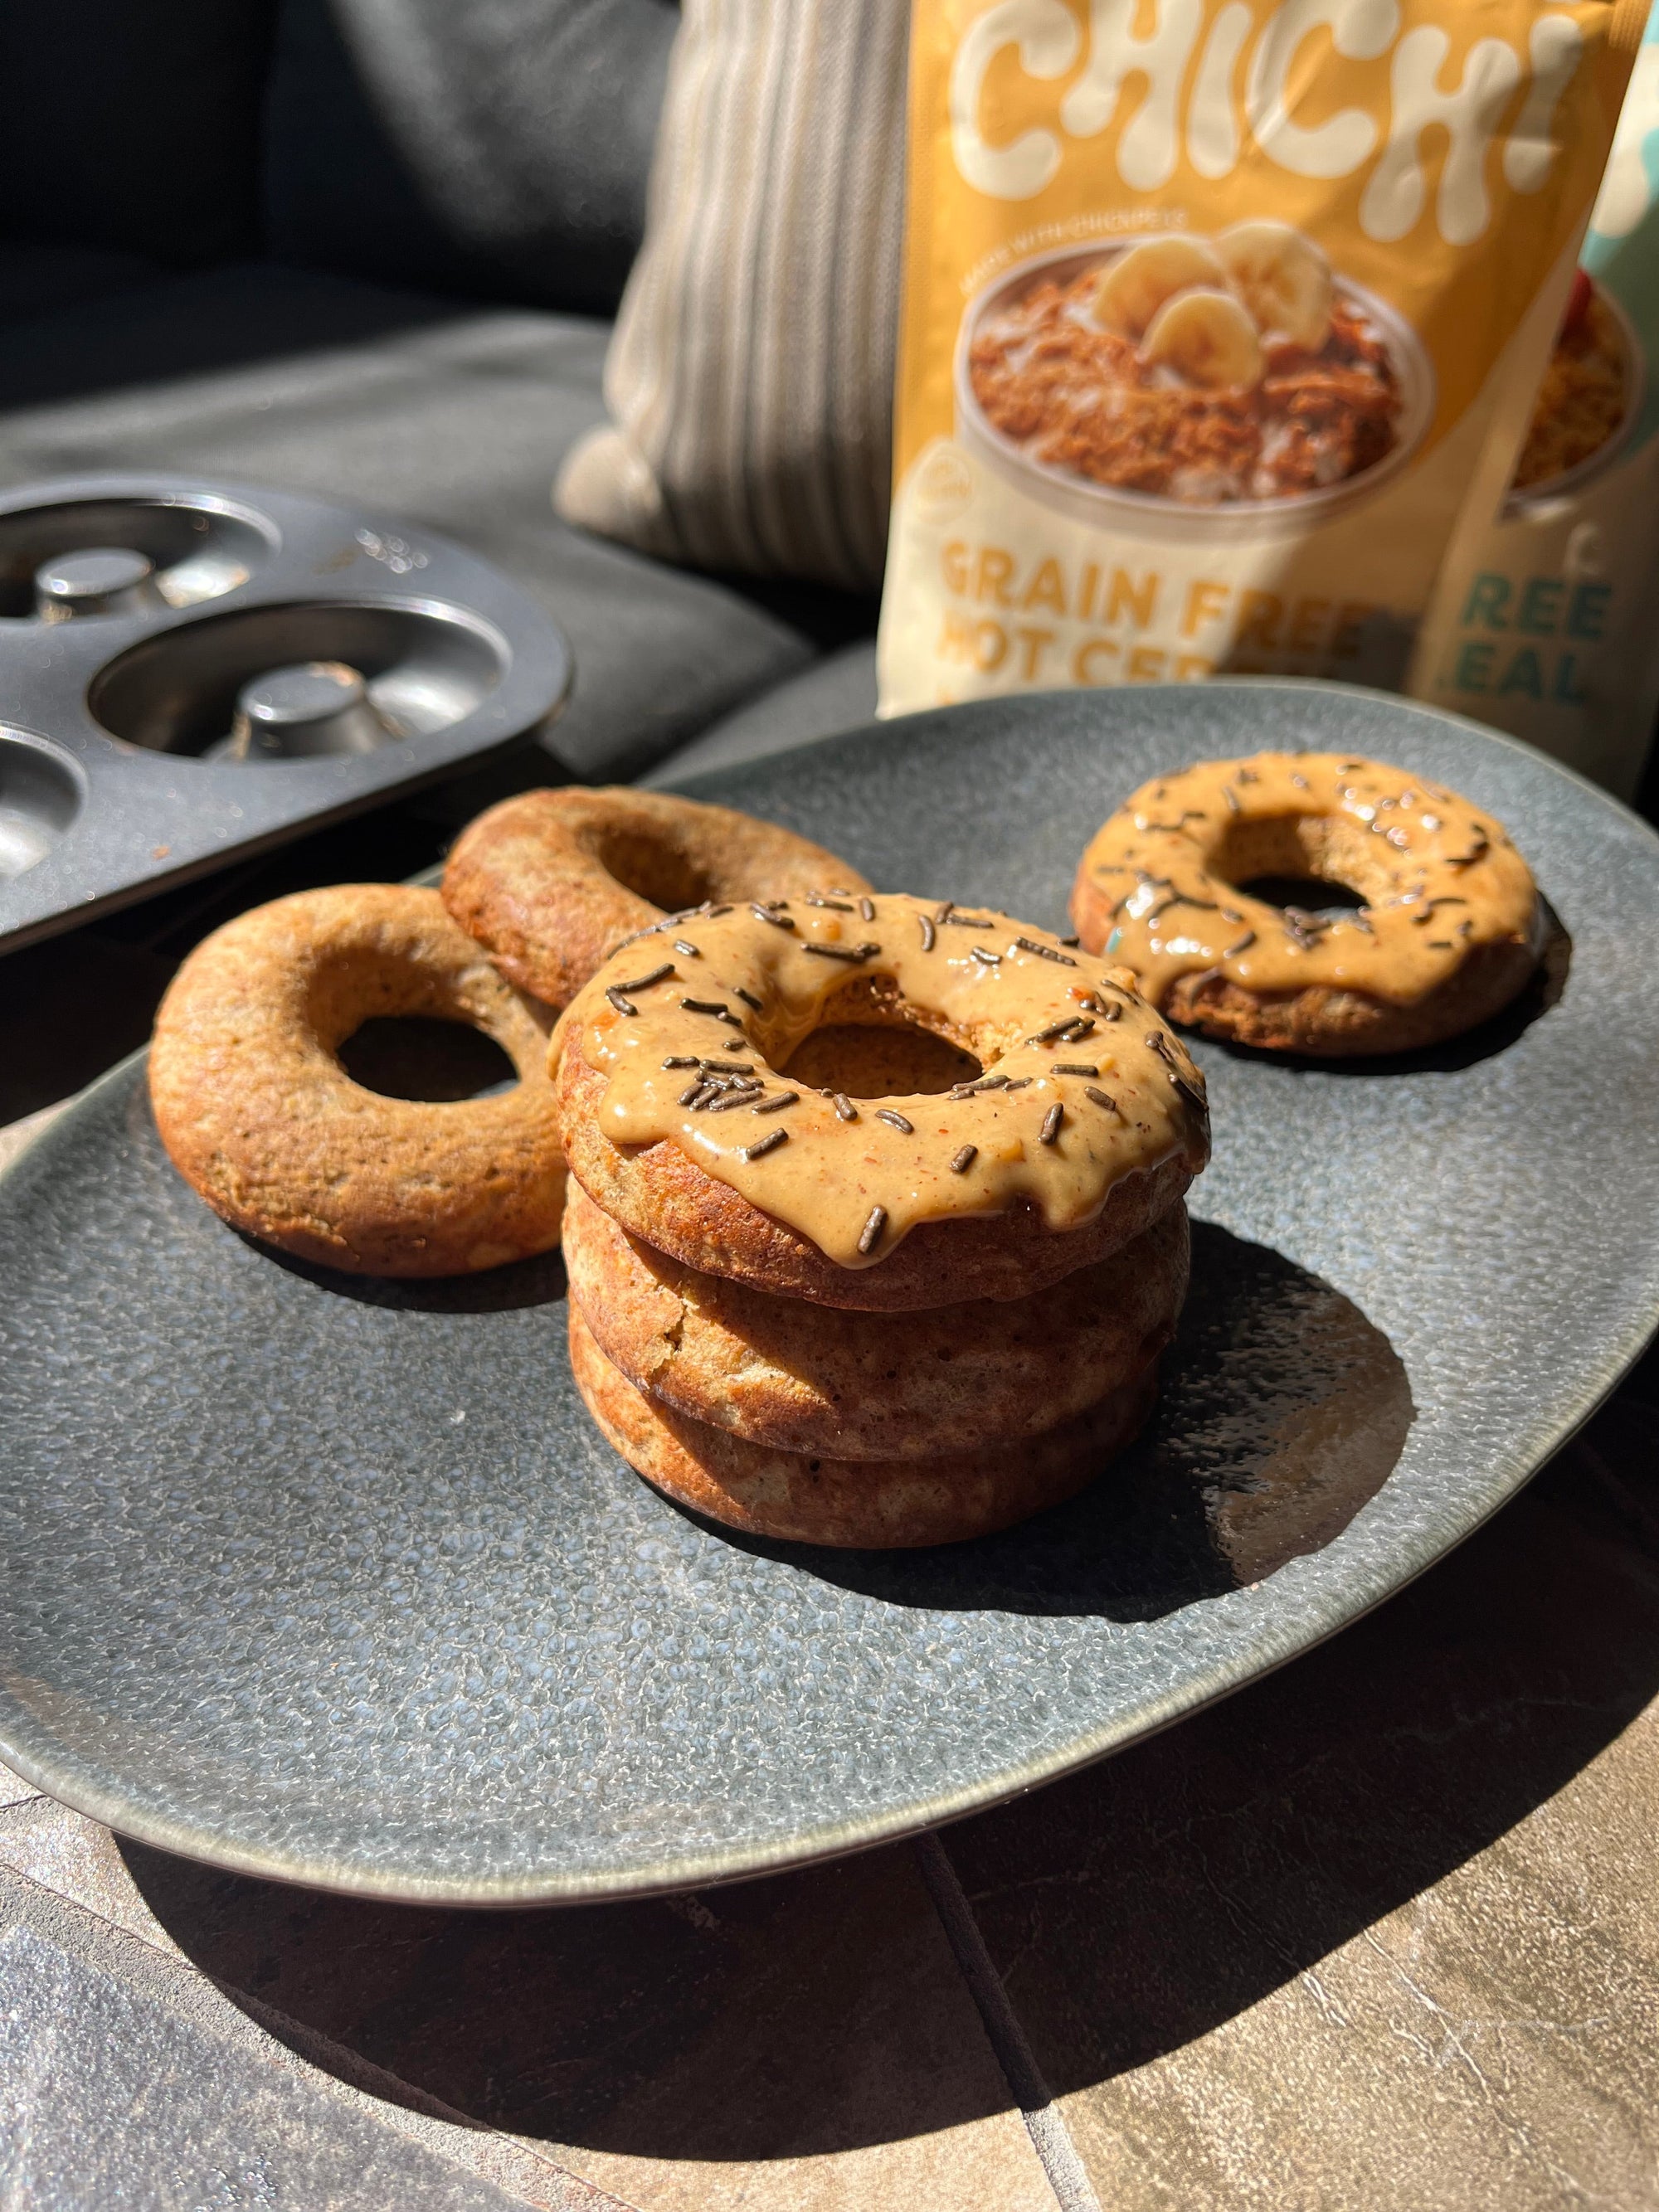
(0, 475), (572, 955)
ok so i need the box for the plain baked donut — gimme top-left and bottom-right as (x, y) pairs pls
(553, 892), (1207, 1310)
(151, 885), (566, 1276)
(563, 1177), (1188, 1458)
(569, 1300), (1160, 1548)
(1072, 751), (1545, 1057)
(442, 785), (874, 1009)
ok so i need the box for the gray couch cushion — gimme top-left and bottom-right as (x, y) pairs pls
(0, 246), (164, 323)
(0, 264), (813, 793)
(265, 0), (678, 315)
(0, 1), (275, 268)
(647, 642), (879, 785)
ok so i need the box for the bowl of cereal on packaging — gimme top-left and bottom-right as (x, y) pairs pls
(1501, 269), (1645, 514)
(956, 226), (1435, 542)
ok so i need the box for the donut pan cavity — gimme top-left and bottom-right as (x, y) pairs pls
(0, 475), (572, 951)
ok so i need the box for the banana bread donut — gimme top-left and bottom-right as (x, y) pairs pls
(442, 786), (874, 1009)
(564, 1178), (1188, 1458)
(1072, 751), (1545, 1056)
(569, 1301), (1160, 1548)
(553, 893), (1207, 1310)
(151, 885), (566, 1276)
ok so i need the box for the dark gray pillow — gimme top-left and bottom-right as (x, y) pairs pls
(264, 0), (678, 315)
(0, 1), (275, 267)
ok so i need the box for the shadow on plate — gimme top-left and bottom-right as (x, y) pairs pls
(243, 1237), (568, 1315)
(1210, 896), (1571, 1078)
(111, 1355), (1659, 2166)
(699, 1222), (1413, 1620)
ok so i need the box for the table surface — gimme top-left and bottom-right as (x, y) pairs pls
(4, 805), (1659, 2210)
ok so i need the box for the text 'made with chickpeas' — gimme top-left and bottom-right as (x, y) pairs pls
(878, 0), (1645, 715)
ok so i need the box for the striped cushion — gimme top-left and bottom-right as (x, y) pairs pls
(554, 0), (908, 594)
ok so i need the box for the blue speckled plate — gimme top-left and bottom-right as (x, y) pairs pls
(2, 682), (1657, 1905)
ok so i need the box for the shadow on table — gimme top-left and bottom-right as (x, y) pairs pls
(115, 1355), (1659, 2166)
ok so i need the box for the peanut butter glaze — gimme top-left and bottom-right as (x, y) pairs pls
(1072, 752), (1541, 1009)
(557, 893), (1209, 1269)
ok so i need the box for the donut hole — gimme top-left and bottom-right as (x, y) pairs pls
(1213, 813), (1389, 915)
(593, 828), (712, 914)
(781, 975), (984, 1096)
(1237, 873), (1366, 918)
(337, 1017), (518, 1101)
(784, 1023), (981, 1098)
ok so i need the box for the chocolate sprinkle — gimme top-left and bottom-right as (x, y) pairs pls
(943, 912), (993, 928)
(742, 1129), (791, 1161)
(806, 896), (856, 912)
(1004, 1077), (1033, 1091)
(857, 1204), (887, 1254)
(678, 1082), (710, 1107)
(732, 986), (763, 1011)
(605, 988), (637, 1016)
(682, 998), (731, 1016)
(875, 1110), (914, 1133)
(701, 1058), (755, 1074)
(971, 946), (1001, 966)
(832, 1093), (859, 1122)
(751, 903), (795, 929)
(1039, 1103), (1063, 1145)
(1085, 1086), (1119, 1113)
(1059, 935), (1081, 947)
(1052, 1062), (1098, 1077)
(1223, 785), (1241, 814)
(673, 940), (700, 957)
(859, 896), (876, 921)
(663, 1055), (701, 1069)
(949, 1145), (977, 1173)
(1224, 931), (1257, 957)
(918, 913), (937, 951)
(802, 940), (880, 963)
(1014, 936), (1078, 966)
(613, 963), (674, 993)
(751, 1091), (800, 1115)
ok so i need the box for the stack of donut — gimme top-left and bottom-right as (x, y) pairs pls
(553, 887), (1210, 1548)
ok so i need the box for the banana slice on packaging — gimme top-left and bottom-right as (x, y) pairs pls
(1091, 236), (1227, 339)
(1141, 287), (1264, 389)
(1215, 221), (1333, 350)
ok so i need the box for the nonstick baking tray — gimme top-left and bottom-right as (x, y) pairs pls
(0, 474), (572, 955)
(1, 684), (1657, 1904)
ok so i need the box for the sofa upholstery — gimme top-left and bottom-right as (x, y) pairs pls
(264, 0), (678, 314)
(0, 2), (277, 269)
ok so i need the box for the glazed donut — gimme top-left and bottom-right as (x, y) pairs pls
(151, 885), (566, 1276)
(1072, 752), (1545, 1056)
(553, 892), (1208, 1311)
(442, 785), (874, 1009)
(569, 1301), (1160, 1548)
(563, 1177), (1188, 1459)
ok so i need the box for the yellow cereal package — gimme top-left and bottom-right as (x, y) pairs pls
(878, 0), (1644, 714)
(1408, 3), (1659, 795)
